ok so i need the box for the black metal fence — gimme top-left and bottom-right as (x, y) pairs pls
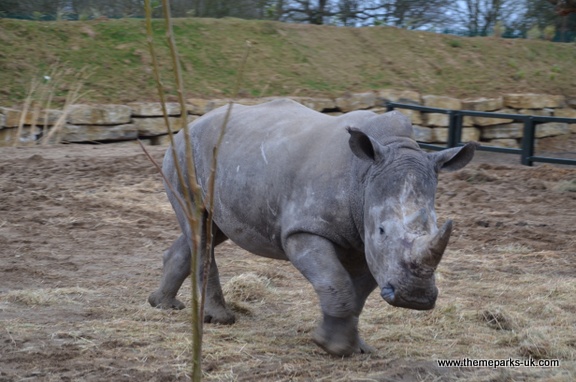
(386, 102), (576, 167)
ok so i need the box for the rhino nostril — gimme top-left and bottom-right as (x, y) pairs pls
(380, 283), (395, 302)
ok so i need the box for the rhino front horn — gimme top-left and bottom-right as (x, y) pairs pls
(425, 220), (453, 267)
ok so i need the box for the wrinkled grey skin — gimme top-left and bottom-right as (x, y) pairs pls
(149, 99), (477, 356)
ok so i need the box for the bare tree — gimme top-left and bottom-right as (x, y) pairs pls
(282, 0), (334, 24)
(519, 0), (556, 31)
(337, 0), (360, 25)
(281, 0), (450, 27)
(0, 0), (69, 18)
(190, 0), (275, 19)
(448, 0), (524, 36)
(356, 0), (451, 29)
(547, 0), (576, 15)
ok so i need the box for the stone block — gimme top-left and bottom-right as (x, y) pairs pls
(432, 127), (447, 143)
(187, 98), (263, 115)
(0, 107), (23, 127)
(462, 116), (473, 126)
(486, 139), (519, 148)
(377, 89), (422, 105)
(132, 115), (198, 137)
(423, 113), (449, 127)
(32, 109), (63, 126)
(469, 109), (516, 126)
(0, 108), (64, 127)
(518, 108), (553, 116)
(187, 98), (214, 115)
(461, 97), (503, 111)
(383, 107), (422, 125)
(432, 127), (480, 143)
(60, 124), (138, 142)
(422, 95), (461, 110)
(0, 126), (43, 146)
(397, 109), (422, 125)
(233, 98), (275, 107)
(503, 93), (565, 109)
(371, 107), (388, 114)
(127, 102), (182, 117)
(556, 109), (576, 133)
(554, 108), (576, 119)
(412, 125), (433, 142)
(148, 134), (175, 146)
(67, 104), (132, 125)
(481, 123), (524, 139)
(535, 122), (570, 138)
(462, 127), (480, 142)
(335, 92), (376, 112)
(284, 97), (336, 111)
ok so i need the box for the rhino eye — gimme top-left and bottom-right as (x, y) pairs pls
(379, 227), (385, 235)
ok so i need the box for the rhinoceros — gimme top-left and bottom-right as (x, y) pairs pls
(149, 99), (477, 356)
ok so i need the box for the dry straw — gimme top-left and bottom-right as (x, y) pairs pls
(223, 273), (273, 303)
(14, 63), (91, 146)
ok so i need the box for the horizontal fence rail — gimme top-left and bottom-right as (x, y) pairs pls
(386, 102), (576, 167)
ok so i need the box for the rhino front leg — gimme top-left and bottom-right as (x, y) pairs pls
(346, 257), (379, 354)
(284, 233), (368, 356)
(148, 231), (235, 325)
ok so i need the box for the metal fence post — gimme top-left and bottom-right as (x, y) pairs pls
(455, 112), (463, 145)
(447, 111), (461, 148)
(521, 117), (535, 166)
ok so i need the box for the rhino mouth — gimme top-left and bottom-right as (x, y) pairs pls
(380, 283), (437, 311)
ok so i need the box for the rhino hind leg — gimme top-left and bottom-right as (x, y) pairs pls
(202, 228), (235, 324)
(148, 234), (190, 310)
(148, 229), (235, 325)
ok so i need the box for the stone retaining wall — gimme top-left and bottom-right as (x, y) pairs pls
(1, 90), (575, 147)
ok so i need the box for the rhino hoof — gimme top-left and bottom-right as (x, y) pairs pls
(204, 310), (236, 325)
(313, 332), (374, 356)
(313, 330), (355, 357)
(148, 292), (185, 310)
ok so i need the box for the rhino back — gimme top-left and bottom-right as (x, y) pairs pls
(182, 99), (368, 258)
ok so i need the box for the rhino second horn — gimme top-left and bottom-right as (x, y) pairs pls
(425, 220), (453, 267)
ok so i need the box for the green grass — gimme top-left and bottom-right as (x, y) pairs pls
(1, 17), (576, 106)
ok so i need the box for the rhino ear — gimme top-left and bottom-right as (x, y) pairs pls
(347, 127), (388, 162)
(432, 142), (479, 172)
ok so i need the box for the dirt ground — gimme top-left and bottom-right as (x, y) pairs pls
(1, 136), (575, 381)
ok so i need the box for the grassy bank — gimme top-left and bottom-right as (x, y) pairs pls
(1, 17), (576, 106)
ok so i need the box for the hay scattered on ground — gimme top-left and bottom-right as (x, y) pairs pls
(223, 272), (273, 302)
(479, 307), (515, 331)
(3, 287), (94, 306)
